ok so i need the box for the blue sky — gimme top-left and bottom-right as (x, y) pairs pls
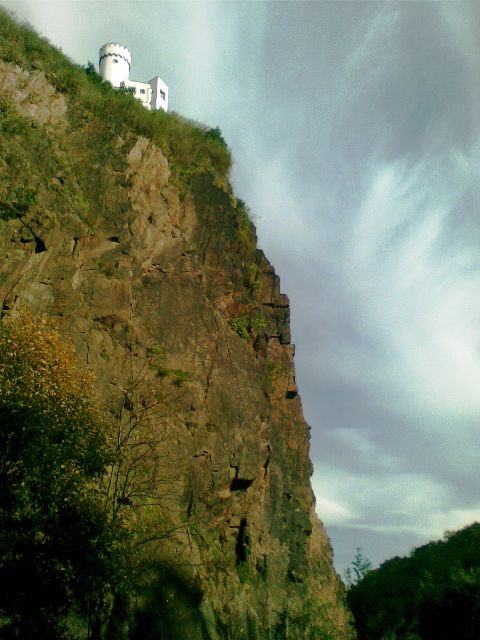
(3, 0), (480, 575)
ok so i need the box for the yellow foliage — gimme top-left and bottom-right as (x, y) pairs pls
(0, 310), (97, 417)
(0, 310), (108, 485)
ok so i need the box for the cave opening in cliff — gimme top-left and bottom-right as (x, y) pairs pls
(235, 518), (249, 564)
(230, 476), (253, 492)
(34, 235), (46, 254)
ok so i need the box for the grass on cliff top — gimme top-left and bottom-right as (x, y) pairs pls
(0, 8), (232, 181)
(0, 8), (259, 273)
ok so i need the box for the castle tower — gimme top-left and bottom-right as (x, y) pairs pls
(99, 43), (131, 88)
(98, 43), (168, 112)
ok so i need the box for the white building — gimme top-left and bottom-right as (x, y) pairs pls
(99, 43), (168, 112)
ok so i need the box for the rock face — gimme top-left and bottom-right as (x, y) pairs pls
(0, 24), (353, 640)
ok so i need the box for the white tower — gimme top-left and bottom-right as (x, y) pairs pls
(99, 43), (131, 88)
(98, 43), (168, 112)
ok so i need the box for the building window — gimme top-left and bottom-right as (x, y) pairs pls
(140, 89), (145, 94)
(160, 90), (166, 100)
(113, 59), (118, 64)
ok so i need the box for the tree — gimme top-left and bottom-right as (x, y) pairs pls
(347, 524), (480, 640)
(0, 312), (119, 639)
(344, 547), (372, 588)
(204, 126), (228, 148)
(97, 337), (196, 639)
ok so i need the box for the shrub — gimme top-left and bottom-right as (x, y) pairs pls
(235, 199), (257, 256)
(0, 186), (36, 221)
(246, 263), (262, 294)
(228, 315), (267, 340)
(153, 363), (191, 386)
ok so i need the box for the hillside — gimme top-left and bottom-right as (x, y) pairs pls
(348, 522), (480, 640)
(0, 10), (353, 639)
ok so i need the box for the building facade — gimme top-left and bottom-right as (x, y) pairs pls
(99, 43), (168, 112)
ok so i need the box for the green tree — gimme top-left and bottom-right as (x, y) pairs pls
(204, 126), (228, 148)
(0, 312), (121, 639)
(344, 547), (372, 588)
(347, 523), (480, 640)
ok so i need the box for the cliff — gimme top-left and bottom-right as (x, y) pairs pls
(0, 11), (353, 639)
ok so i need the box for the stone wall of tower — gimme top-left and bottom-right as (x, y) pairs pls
(99, 43), (131, 88)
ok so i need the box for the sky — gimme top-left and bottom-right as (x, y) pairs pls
(3, 0), (480, 576)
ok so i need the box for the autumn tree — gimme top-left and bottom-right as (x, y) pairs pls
(0, 312), (122, 639)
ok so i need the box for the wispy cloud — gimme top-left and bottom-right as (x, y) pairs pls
(342, 157), (480, 417)
(313, 465), (480, 538)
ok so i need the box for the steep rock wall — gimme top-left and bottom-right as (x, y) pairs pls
(0, 54), (353, 639)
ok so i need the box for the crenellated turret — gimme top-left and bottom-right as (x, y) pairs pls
(98, 43), (131, 88)
(98, 42), (168, 111)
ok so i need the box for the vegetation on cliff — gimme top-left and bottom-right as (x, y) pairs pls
(347, 523), (480, 640)
(0, 10), (231, 184)
(0, 313), (126, 637)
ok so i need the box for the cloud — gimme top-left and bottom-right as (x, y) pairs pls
(313, 464), (480, 539)
(308, 144), (480, 568)
(342, 157), (480, 419)
(315, 495), (353, 526)
(343, 2), (400, 88)
(317, 468), (447, 526)
(439, 2), (480, 72)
